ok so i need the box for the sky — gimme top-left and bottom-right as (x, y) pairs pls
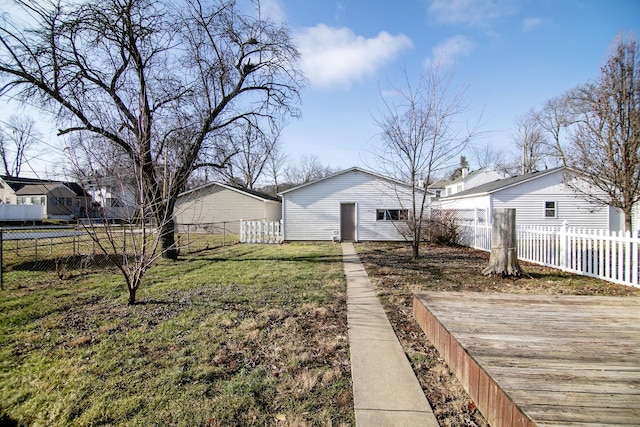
(265, 0), (640, 175)
(1, 0), (639, 180)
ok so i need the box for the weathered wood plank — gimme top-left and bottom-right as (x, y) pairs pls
(523, 405), (640, 424)
(507, 389), (640, 409)
(413, 291), (640, 427)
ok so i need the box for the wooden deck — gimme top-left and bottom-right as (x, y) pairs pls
(413, 292), (640, 427)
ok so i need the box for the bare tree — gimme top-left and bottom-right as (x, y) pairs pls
(374, 63), (480, 259)
(559, 33), (640, 232)
(534, 94), (575, 163)
(263, 142), (287, 195)
(0, 0), (303, 303)
(221, 119), (283, 189)
(469, 143), (504, 170)
(511, 110), (547, 174)
(63, 132), (167, 305)
(0, 115), (38, 177)
(284, 154), (335, 185)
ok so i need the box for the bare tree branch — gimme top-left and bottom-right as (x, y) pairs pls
(372, 62), (481, 258)
(558, 33), (640, 231)
(0, 0), (303, 302)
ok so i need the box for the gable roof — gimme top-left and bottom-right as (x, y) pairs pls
(441, 167), (566, 199)
(427, 178), (449, 190)
(1, 175), (51, 192)
(278, 166), (430, 195)
(64, 181), (92, 198)
(446, 168), (485, 185)
(178, 181), (280, 203)
(14, 182), (69, 196)
(1, 175), (91, 198)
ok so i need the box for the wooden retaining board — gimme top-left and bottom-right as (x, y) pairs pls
(413, 292), (640, 426)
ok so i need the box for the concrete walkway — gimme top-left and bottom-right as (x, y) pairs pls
(342, 242), (438, 427)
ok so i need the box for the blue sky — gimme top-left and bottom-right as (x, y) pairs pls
(268, 0), (640, 174)
(2, 0), (639, 180)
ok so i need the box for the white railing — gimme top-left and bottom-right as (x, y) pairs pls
(240, 219), (283, 244)
(459, 221), (639, 288)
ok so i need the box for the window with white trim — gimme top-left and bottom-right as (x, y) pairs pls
(376, 209), (409, 221)
(544, 201), (557, 218)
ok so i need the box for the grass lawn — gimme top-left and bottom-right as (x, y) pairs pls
(0, 243), (353, 426)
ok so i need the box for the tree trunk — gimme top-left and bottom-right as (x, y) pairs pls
(128, 286), (137, 306)
(624, 206), (633, 233)
(482, 208), (523, 277)
(160, 218), (178, 260)
(412, 240), (419, 259)
(412, 220), (421, 259)
(126, 269), (144, 305)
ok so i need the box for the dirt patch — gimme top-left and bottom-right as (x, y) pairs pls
(356, 242), (640, 426)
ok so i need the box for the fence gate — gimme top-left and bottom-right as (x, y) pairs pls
(240, 220), (283, 244)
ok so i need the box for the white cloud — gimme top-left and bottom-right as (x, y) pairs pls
(295, 24), (412, 89)
(429, 0), (515, 27)
(424, 35), (474, 67)
(522, 17), (543, 32)
(256, 0), (286, 23)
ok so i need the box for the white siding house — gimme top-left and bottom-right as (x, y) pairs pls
(436, 167), (627, 232)
(174, 183), (281, 234)
(279, 167), (428, 241)
(443, 168), (505, 196)
(0, 175), (92, 220)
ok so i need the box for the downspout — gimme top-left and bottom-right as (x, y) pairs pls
(281, 197), (286, 241)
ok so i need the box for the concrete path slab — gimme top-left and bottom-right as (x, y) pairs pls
(342, 242), (438, 427)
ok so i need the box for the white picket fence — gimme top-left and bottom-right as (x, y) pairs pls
(240, 219), (283, 244)
(459, 221), (639, 288)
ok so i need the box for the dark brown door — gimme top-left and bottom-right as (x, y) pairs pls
(340, 203), (356, 241)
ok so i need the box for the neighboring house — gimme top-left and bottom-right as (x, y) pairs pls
(0, 175), (92, 220)
(436, 167), (628, 232)
(84, 177), (139, 220)
(443, 167), (506, 197)
(279, 167), (430, 242)
(427, 178), (449, 198)
(174, 182), (281, 234)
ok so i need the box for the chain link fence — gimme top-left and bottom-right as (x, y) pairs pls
(0, 221), (239, 287)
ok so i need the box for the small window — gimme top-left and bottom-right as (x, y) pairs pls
(376, 209), (409, 221)
(544, 201), (557, 218)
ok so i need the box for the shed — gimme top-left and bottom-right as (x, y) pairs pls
(436, 167), (627, 232)
(279, 167), (429, 242)
(174, 182), (281, 234)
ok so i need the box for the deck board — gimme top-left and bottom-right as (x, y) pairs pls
(413, 292), (640, 426)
